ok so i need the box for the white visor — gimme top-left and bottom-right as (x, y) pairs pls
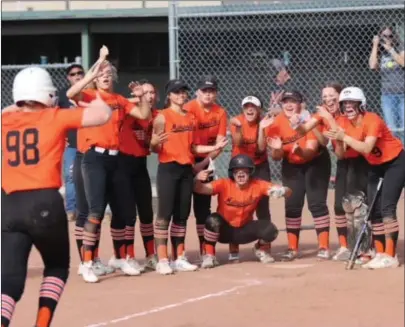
(241, 96), (261, 108)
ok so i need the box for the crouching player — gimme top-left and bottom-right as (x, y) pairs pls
(193, 154), (292, 268)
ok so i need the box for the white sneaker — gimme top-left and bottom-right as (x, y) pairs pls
(253, 248), (275, 264)
(144, 254), (158, 271)
(332, 247), (351, 261)
(81, 261), (99, 283)
(126, 256), (145, 273)
(228, 252), (240, 263)
(201, 254), (219, 269)
(171, 256), (198, 272)
(364, 253), (400, 269)
(317, 248), (331, 260)
(108, 257), (141, 276)
(77, 263), (84, 275)
(156, 259), (174, 275)
(93, 258), (114, 276)
(362, 253), (384, 269)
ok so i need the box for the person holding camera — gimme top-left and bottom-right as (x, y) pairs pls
(369, 26), (404, 139)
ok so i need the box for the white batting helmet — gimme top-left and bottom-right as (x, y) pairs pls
(13, 66), (57, 107)
(339, 87), (366, 107)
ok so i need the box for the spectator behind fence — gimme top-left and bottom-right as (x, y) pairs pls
(58, 63), (85, 221)
(369, 26), (405, 138)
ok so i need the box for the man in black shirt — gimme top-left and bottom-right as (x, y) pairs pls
(59, 64), (85, 221)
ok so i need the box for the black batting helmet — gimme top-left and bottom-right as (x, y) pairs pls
(228, 154), (255, 179)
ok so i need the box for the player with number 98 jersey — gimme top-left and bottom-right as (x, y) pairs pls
(1, 66), (111, 327)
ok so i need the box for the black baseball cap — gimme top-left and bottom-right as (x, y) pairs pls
(165, 79), (190, 94)
(196, 75), (218, 91)
(281, 90), (303, 103)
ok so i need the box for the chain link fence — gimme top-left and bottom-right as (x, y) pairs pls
(1, 63), (73, 108)
(172, 0), (405, 182)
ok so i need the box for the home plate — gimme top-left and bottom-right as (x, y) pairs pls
(269, 263), (314, 269)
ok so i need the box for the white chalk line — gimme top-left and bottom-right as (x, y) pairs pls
(83, 279), (262, 327)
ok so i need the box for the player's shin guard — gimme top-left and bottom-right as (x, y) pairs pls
(1, 294), (16, 327)
(371, 219), (385, 254)
(35, 272), (67, 327)
(383, 217), (399, 257)
(313, 215), (330, 250)
(82, 217), (100, 263)
(140, 223), (155, 257)
(334, 214), (348, 248)
(154, 219), (169, 260)
(170, 223), (186, 260)
(285, 217), (302, 250)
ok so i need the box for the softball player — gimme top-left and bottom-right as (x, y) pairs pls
(183, 75), (228, 256)
(324, 86), (405, 269)
(292, 83), (370, 261)
(228, 95), (273, 262)
(193, 154), (291, 268)
(151, 79), (228, 275)
(110, 79), (159, 272)
(67, 50), (151, 282)
(1, 66), (112, 327)
(258, 90), (332, 261)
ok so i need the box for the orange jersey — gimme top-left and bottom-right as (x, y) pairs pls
(158, 108), (196, 165)
(266, 112), (318, 164)
(78, 89), (134, 150)
(340, 112), (403, 165)
(184, 99), (227, 158)
(230, 114), (267, 165)
(312, 113), (359, 159)
(119, 109), (158, 157)
(2, 108), (84, 194)
(211, 178), (272, 227)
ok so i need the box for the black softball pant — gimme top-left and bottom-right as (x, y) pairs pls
(192, 157), (214, 254)
(334, 156), (369, 247)
(111, 153), (155, 258)
(1, 188), (69, 327)
(203, 213), (278, 251)
(155, 162), (194, 260)
(81, 148), (119, 262)
(281, 149), (331, 250)
(368, 150), (405, 257)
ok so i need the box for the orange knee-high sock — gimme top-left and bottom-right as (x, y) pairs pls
(335, 214), (348, 248)
(383, 218), (399, 257)
(285, 217), (302, 250)
(371, 220), (385, 253)
(82, 217), (101, 262)
(154, 219), (169, 260)
(314, 215), (330, 250)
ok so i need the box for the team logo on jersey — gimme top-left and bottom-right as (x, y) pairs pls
(171, 124), (195, 133)
(225, 196), (256, 208)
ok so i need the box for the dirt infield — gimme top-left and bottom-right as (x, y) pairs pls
(15, 190), (404, 327)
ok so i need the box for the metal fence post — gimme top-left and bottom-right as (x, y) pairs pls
(168, 0), (179, 79)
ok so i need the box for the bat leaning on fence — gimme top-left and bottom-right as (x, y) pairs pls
(346, 177), (384, 270)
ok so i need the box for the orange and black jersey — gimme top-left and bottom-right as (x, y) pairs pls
(339, 112), (403, 165)
(2, 108), (84, 194)
(184, 99), (227, 157)
(230, 114), (267, 165)
(158, 108), (197, 165)
(266, 112), (318, 164)
(119, 109), (158, 157)
(312, 113), (359, 159)
(76, 88), (134, 151)
(211, 178), (273, 228)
